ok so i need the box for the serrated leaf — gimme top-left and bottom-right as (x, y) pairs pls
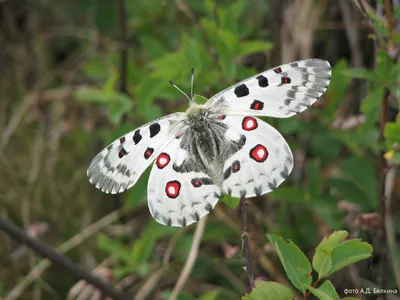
(267, 234), (312, 293)
(305, 281), (340, 300)
(237, 40), (273, 57)
(221, 194), (240, 208)
(326, 239), (372, 276)
(313, 231), (348, 277)
(242, 281), (294, 300)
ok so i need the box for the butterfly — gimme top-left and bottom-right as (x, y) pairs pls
(87, 59), (331, 227)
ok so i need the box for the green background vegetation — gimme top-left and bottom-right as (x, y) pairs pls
(0, 0), (399, 299)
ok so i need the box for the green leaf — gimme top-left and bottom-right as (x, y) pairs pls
(237, 40), (273, 57)
(376, 50), (392, 82)
(342, 68), (378, 81)
(181, 34), (202, 69)
(221, 194), (240, 208)
(103, 69), (119, 93)
(323, 60), (350, 120)
(327, 239), (372, 276)
(267, 234), (312, 293)
(305, 281), (340, 300)
(74, 88), (112, 104)
(312, 231), (348, 278)
(193, 94), (209, 104)
(199, 290), (220, 300)
(242, 281), (294, 300)
(360, 86), (384, 114)
(107, 92), (133, 125)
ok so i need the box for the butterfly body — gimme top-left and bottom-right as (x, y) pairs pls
(88, 59), (331, 227)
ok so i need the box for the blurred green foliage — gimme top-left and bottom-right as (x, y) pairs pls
(1, 0), (400, 299)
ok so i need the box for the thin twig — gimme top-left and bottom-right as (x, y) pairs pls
(5, 210), (121, 300)
(0, 217), (128, 300)
(170, 216), (207, 300)
(241, 197), (255, 291)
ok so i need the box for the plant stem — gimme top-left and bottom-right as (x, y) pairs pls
(241, 197), (255, 291)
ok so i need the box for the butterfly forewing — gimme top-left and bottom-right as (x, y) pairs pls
(87, 113), (185, 194)
(206, 59), (331, 118)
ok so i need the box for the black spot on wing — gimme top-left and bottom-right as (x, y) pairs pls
(234, 84), (249, 97)
(149, 123), (161, 137)
(178, 217), (187, 227)
(254, 186), (263, 196)
(192, 212), (200, 222)
(256, 75), (269, 87)
(133, 130), (142, 144)
(240, 190), (247, 198)
(223, 166), (232, 180)
(268, 179), (277, 190)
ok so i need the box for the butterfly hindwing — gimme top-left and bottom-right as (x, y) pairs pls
(87, 113), (185, 194)
(220, 115), (293, 198)
(206, 59), (331, 118)
(147, 137), (222, 227)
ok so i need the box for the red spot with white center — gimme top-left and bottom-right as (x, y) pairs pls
(242, 117), (258, 131)
(165, 180), (181, 198)
(156, 153), (170, 169)
(250, 144), (268, 162)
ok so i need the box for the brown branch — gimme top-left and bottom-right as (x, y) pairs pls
(378, 89), (390, 299)
(241, 197), (255, 291)
(0, 217), (129, 300)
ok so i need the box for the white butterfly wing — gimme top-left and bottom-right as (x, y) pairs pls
(87, 113), (185, 194)
(147, 138), (222, 227)
(220, 115), (293, 198)
(206, 59), (331, 118)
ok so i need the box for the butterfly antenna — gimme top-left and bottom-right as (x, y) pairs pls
(169, 80), (191, 102)
(190, 68), (195, 100)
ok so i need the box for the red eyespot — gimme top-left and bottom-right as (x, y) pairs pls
(156, 153), (170, 169)
(165, 180), (181, 198)
(242, 117), (258, 131)
(250, 144), (268, 162)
